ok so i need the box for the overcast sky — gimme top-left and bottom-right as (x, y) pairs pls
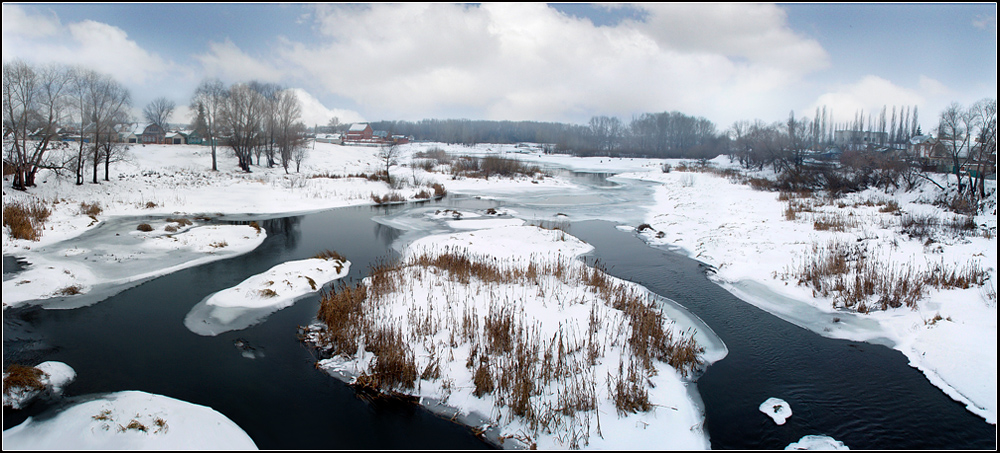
(3, 3), (996, 133)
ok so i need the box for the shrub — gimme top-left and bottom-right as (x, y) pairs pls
(431, 183), (447, 198)
(79, 202), (103, 216)
(371, 192), (406, 205)
(3, 200), (50, 241)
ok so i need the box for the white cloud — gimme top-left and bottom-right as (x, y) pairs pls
(972, 13), (997, 32)
(626, 4), (830, 76)
(194, 39), (283, 84)
(290, 88), (364, 126)
(67, 20), (172, 85)
(2, 6), (173, 87)
(808, 75), (926, 124)
(918, 76), (952, 97)
(1, 4), (60, 39)
(281, 3), (831, 125)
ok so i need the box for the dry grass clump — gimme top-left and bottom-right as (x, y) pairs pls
(307, 247), (705, 447)
(315, 249), (347, 262)
(413, 190), (432, 200)
(144, 201), (158, 209)
(79, 202), (103, 216)
(787, 240), (989, 312)
(449, 155), (541, 179)
(164, 224), (178, 233)
(3, 200), (51, 241)
(3, 364), (46, 395)
(431, 183), (447, 198)
(120, 419), (148, 433)
(249, 221), (261, 234)
(209, 241), (228, 248)
(258, 288), (278, 298)
(136, 223), (153, 232)
(58, 285), (83, 296)
(812, 213), (857, 232)
(415, 148), (452, 164)
(371, 192), (406, 205)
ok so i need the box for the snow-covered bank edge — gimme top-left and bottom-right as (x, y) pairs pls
(185, 255), (351, 336)
(2, 390), (257, 450)
(3, 223), (267, 310)
(620, 162), (997, 425)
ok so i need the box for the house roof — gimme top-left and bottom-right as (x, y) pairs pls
(348, 123), (370, 132)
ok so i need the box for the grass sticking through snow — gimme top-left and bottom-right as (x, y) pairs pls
(307, 246), (705, 448)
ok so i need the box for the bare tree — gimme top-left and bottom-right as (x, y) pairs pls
(937, 102), (976, 193)
(378, 141), (401, 185)
(100, 110), (133, 181)
(223, 82), (264, 172)
(143, 97), (175, 130)
(190, 79), (227, 171)
(969, 98), (996, 199)
(274, 89), (305, 173)
(81, 71), (132, 184)
(3, 60), (71, 190)
(246, 81), (281, 167)
(291, 123), (310, 173)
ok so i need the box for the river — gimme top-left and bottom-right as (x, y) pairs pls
(3, 170), (995, 449)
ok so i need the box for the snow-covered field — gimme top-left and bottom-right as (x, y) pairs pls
(3, 140), (996, 447)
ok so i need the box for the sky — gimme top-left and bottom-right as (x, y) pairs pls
(2, 3), (996, 133)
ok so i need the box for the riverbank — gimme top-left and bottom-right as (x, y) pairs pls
(619, 160), (997, 424)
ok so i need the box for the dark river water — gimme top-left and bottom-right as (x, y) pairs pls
(3, 172), (996, 449)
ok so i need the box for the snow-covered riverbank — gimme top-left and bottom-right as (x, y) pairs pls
(619, 160), (997, 424)
(2, 391), (257, 449)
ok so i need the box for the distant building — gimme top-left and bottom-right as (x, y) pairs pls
(141, 123), (166, 144)
(165, 131), (185, 145)
(345, 123), (373, 142)
(316, 133), (343, 145)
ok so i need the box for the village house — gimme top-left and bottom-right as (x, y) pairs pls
(141, 123), (166, 144)
(345, 123), (373, 142)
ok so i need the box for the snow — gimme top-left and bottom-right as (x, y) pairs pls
(621, 162), (997, 424)
(3, 223), (266, 310)
(759, 397), (792, 425)
(2, 391), (258, 450)
(3, 140), (995, 442)
(3, 361), (76, 410)
(184, 256), (350, 336)
(786, 435), (849, 450)
(312, 224), (719, 450)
